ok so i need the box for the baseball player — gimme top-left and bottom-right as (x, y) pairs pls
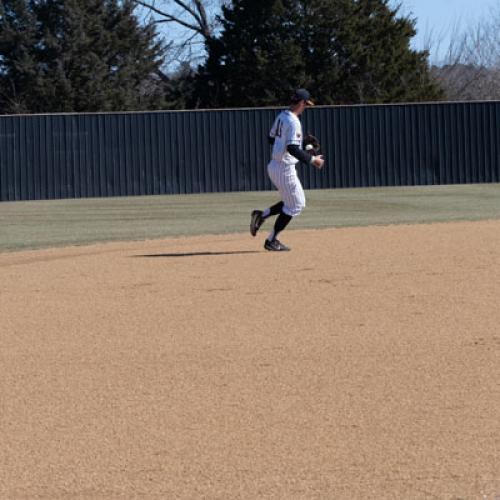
(250, 88), (324, 251)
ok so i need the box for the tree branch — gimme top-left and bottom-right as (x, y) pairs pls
(133, 0), (213, 41)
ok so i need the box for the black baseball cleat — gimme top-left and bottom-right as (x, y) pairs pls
(264, 239), (290, 251)
(250, 210), (264, 236)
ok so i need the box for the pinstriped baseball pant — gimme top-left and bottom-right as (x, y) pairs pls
(267, 159), (306, 217)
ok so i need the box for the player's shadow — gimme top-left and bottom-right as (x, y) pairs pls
(135, 250), (259, 258)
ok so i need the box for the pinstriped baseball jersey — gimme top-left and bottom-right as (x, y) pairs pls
(267, 109), (306, 217)
(269, 110), (303, 165)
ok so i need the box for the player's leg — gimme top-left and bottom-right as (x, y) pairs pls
(264, 166), (305, 251)
(262, 200), (284, 219)
(250, 160), (286, 237)
(250, 200), (283, 236)
(264, 212), (293, 250)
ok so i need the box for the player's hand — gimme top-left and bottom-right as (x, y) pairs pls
(311, 155), (325, 169)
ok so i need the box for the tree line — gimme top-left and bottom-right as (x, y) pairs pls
(0, 0), (490, 115)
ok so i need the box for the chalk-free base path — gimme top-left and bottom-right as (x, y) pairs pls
(1, 221), (500, 498)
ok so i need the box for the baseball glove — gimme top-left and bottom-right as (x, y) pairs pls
(303, 133), (321, 155)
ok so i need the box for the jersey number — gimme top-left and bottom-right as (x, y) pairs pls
(275, 120), (283, 137)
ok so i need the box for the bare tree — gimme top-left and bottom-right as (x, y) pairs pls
(430, 2), (500, 101)
(133, 0), (227, 70)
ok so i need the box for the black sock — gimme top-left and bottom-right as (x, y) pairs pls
(273, 211), (292, 240)
(265, 201), (284, 218)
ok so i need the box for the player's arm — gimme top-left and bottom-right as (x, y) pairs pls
(285, 123), (324, 168)
(287, 144), (312, 163)
(268, 116), (281, 146)
(287, 144), (324, 168)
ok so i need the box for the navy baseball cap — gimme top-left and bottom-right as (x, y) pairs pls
(291, 88), (314, 106)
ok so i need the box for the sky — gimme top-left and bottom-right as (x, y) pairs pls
(153, 0), (499, 71)
(394, 0), (498, 62)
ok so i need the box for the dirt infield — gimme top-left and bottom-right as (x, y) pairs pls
(1, 221), (500, 499)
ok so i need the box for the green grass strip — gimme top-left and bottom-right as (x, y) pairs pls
(1, 184), (500, 252)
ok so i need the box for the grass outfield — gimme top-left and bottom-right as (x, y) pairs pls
(1, 183), (500, 252)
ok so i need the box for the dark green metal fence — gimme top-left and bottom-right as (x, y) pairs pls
(1, 101), (499, 201)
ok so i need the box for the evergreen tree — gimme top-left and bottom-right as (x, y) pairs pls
(162, 62), (199, 110)
(299, 0), (442, 103)
(0, 0), (167, 113)
(0, 0), (39, 113)
(195, 0), (443, 107)
(194, 0), (308, 108)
